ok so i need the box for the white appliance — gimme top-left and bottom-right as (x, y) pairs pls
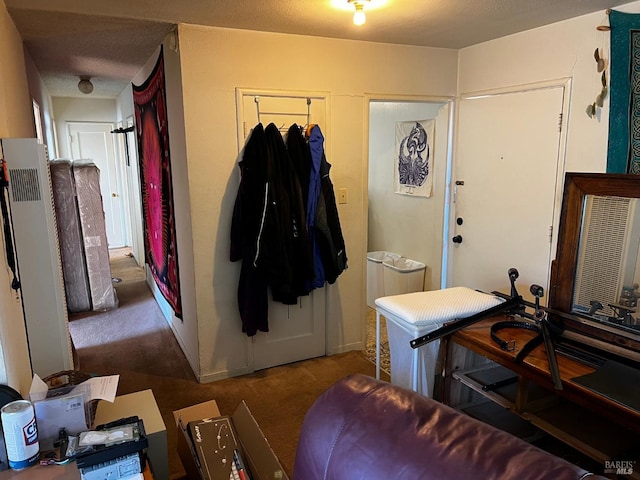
(1, 138), (73, 377)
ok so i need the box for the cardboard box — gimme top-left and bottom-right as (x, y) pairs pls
(173, 400), (289, 480)
(187, 416), (240, 479)
(94, 389), (168, 480)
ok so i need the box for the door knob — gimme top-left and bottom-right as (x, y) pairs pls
(112, 193), (117, 197)
(452, 235), (463, 244)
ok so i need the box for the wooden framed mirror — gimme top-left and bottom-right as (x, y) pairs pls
(549, 172), (640, 362)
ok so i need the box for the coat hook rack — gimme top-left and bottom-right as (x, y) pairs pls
(254, 96), (312, 126)
(110, 126), (135, 166)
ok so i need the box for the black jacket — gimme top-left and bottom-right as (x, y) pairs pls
(230, 123), (314, 335)
(230, 124), (269, 336)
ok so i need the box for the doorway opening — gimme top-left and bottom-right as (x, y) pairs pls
(52, 103), (156, 372)
(364, 97), (453, 374)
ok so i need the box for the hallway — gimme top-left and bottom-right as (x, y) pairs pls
(68, 247), (195, 385)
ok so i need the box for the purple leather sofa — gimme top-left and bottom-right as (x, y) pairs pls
(293, 374), (604, 480)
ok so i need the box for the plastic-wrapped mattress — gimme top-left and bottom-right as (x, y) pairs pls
(49, 159), (91, 313)
(73, 161), (118, 311)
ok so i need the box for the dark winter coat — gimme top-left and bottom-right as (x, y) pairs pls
(230, 123), (314, 335)
(311, 126), (348, 283)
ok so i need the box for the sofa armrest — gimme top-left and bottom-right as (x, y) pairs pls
(293, 374), (603, 480)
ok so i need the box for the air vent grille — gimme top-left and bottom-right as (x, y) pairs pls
(573, 196), (629, 315)
(8, 168), (41, 202)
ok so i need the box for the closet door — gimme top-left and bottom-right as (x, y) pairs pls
(236, 89), (330, 370)
(450, 86), (566, 303)
(253, 292), (326, 370)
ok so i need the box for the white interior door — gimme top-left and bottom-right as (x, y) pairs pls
(68, 122), (127, 248)
(236, 89), (330, 370)
(252, 291), (326, 370)
(450, 87), (565, 303)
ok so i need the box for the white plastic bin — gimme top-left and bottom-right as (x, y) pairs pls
(366, 251), (401, 308)
(382, 257), (426, 297)
(385, 319), (440, 397)
(375, 287), (505, 398)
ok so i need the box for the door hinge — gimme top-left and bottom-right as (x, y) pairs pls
(549, 225), (553, 243)
(453, 180), (464, 203)
(558, 113), (563, 133)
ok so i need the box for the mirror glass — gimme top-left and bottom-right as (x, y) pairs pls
(572, 194), (640, 334)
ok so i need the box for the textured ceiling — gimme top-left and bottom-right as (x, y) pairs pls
(6, 0), (631, 98)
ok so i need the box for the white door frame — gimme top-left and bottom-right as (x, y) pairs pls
(113, 115), (145, 267)
(126, 115), (145, 267)
(111, 120), (133, 248)
(364, 93), (455, 350)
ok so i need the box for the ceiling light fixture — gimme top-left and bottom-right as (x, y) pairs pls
(348, 0), (370, 26)
(77, 76), (94, 94)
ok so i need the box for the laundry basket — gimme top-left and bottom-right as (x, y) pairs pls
(382, 257), (426, 297)
(366, 251), (401, 308)
(375, 287), (505, 397)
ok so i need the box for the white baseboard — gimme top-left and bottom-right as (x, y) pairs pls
(197, 365), (254, 383)
(325, 342), (363, 355)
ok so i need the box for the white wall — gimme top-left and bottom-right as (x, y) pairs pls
(368, 101), (450, 291)
(117, 84), (134, 124)
(24, 51), (56, 156)
(52, 97), (118, 158)
(0, 0), (38, 396)
(176, 24), (458, 381)
(458, 8), (623, 175)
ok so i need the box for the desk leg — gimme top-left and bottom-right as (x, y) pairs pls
(376, 310), (381, 380)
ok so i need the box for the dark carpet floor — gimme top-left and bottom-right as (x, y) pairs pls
(69, 249), (388, 479)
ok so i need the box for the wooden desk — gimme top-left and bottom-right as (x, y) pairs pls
(445, 316), (640, 476)
(450, 317), (640, 431)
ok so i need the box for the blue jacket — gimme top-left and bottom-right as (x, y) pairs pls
(307, 125), (347, 287)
